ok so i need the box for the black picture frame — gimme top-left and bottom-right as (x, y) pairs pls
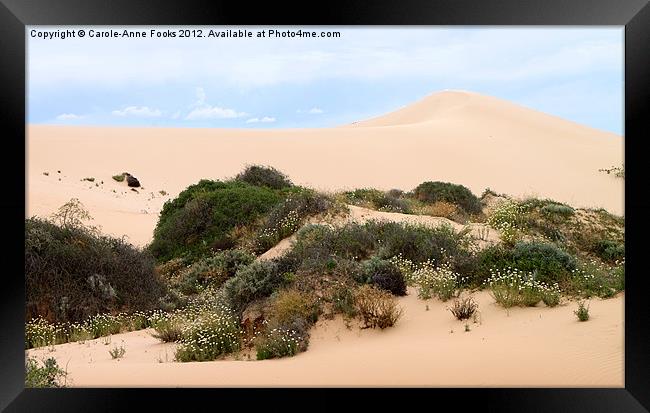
(1, 0), (648, 411)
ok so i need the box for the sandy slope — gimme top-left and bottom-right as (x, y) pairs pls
(26, 90), (623, 246)
(27, 289), (623, 387)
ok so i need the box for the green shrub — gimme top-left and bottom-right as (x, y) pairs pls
(541, 203), (575, 218)
(235, 165), (293, 189)
(330, 281), (358, 318)
(412, 181), (482, 214)
(149, 180), (282, 261)
(277, 221), (476, 283)
(26, 208), (165, 323)
(361, 258), (407, 296)
(25, 357), (67, 388)
(222, 261), (288, 314)
(112, 174), (125, 182)
(511, 241), (577, 285)
(574, 301), (590, 321)
(477, 241), (578, 286)
(375, 222), (473, 265)
(176, 249), (255, 294)
(593, 239), (625, 263)
(354, 285), (402, 329)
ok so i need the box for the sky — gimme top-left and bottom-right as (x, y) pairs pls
(27, 26), (624, 134)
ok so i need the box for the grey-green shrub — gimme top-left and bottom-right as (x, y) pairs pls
(223, 261), (288, 314)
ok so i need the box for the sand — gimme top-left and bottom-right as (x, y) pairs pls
(26, 90), (624, 247)
(26, 289), (624, 387)
(25, 89), (625, 386)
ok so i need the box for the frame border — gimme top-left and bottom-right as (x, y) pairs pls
(2, 0), (648, 411)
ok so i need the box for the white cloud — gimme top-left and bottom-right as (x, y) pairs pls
(185, 106), (247, 120)
(246, 116), (276, 124)
(56, 113), (83, 120)
(111, 106), (162, 117)
(308, 107), (323, 114)
(184, 87), (247, 120)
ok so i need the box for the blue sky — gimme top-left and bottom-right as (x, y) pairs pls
(27, 27), (623, 134)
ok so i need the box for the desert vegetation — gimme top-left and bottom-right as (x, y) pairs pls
(25, 165), (624, 367)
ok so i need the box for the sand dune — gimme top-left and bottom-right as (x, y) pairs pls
(26, 90), (623, 246)
(26, 289), (624, 387)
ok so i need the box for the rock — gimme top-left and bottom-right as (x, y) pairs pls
(131, 188), (139, 193)
(126, 174), (141, 187)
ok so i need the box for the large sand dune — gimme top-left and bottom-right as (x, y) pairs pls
(26, 90), (623, 246)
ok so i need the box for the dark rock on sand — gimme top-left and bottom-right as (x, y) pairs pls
(126, 174), (141, 187)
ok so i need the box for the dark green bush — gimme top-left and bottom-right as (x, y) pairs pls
(511, 241), (577, 284)
(375, 222), (472, 265)
(477, 241), (578, 286)
(361, 257), (407, 296)
(222, 261), (289, 314)
(149, 180), (282, 261)
(25, 216), (165, 323)
(412, 181), (482, 214)
(593, 239), (625, 263)
(235, 165), (293, 189)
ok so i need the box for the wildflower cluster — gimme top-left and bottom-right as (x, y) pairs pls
(25, 317), (64, 348)
(25, 310), (159, 349)
(388, 254), (418, 284)
(175, 303), (243, 362)
(487, 200), (526, 244)
(569, 258), (624, 298)
(255, 327), (304, 360)
(485, 268), (561, 308)
(412, 261), (465, 301)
